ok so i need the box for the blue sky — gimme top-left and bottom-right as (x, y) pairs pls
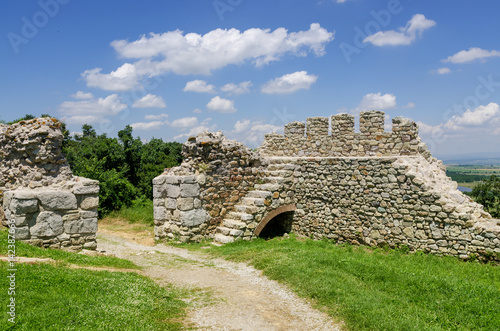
(1, 0), (499, 157)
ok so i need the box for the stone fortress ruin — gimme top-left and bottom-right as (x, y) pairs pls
(0, 118), (99, 251)
(154, 111), (500, 260)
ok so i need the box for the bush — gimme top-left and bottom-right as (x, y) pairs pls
(470, 175), (500, 217)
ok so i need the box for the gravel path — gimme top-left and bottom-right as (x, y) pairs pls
(98, 232), (343, 331)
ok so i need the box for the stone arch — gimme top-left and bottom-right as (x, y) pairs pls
(254, 204), (296, 237)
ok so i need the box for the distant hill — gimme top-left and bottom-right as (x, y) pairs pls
(436, 152), (500, 165)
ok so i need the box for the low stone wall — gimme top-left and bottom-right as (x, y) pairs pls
(1, 118), (99, 250)
(3, 177), (99, 250)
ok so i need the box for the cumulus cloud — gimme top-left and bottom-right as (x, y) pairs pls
(229, 119), (282, 146)
(442, 47), (500, 64)
(352, 92), (397, 113)
(71, 91), (94, 100)
(183, 80), (216, 93)
(145, 113), (169, 120)
(130, 121), (166, 130)
(132, 94), (166, 108)
(83, 24), (334, 91)
(261, 71), (318, 94)
(169, 116), (199, 129)
(58, 94), (127, 124)
(364, 14), (436, 46)
(207, 96), (237, 113)
(172, 118), (215, 140)
(221, 81), (252, 95)
(418, 103), (500, 137)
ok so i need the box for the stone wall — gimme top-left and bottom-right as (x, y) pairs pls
(153, 111), (500, 261)
(259, 111), (430, 158)
(1, 118), (99, 251)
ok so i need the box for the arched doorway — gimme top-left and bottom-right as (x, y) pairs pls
(254, 204), (296, 239)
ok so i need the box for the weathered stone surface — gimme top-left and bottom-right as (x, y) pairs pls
(64, 218), (98, 234)
(72, 185), (99, 195)
(38, 191), (77, 210)
(180, 184), (199, 197)
(177, 197), (194, 211)
(80, 196), (99, 210)
(153, 207), (167, 220)
(166, 184), (181, 198)
(180, 209), (207, 227)
(10, 198), (38, 214)
(31, 212), (63, 237)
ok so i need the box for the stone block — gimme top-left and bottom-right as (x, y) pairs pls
(180, 184), (199, 197)
(180, 209), (207, 227)
(80, 210), (98, 219)
(165, 198), (177, 210)
(80, 196), (99, 210)
(73, 185), (99, 195)
(10, 198), (38, 214)
(154, 207), (167, 220)
(14, 226), (30, 240)
(31, 211), (64, 237)
(64, 218), (98, 234)
(177, 197), (194, 211)
(38, 191), (77, 210)
(166, 184), (181, 198)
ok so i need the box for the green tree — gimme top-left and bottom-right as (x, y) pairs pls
(471, 175), (500, 218)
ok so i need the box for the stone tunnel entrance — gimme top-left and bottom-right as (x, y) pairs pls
(254, 204), (296, 239)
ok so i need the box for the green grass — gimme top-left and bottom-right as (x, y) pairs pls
(0, 262), (186, 330)
(0, 229), (138, 269)
(209, 236), (500, 331)
(106, 197), (154, 225)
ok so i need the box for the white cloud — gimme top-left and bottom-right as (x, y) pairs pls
(192, 108), (203, 114)
(364, 14), (436, 46)
(170, 117), (199, 129)
(172, 118), (216, 140)
(221, 81), (252, 95)
(132, 94), (166, 108)
(403, 102), (415, 109)
(58, 94), (127, 124)
(83, 24), (334, 91)
(435, 67), (451, 75)
(183, 80), (216, 93)
(442, 47), (500, 64)
(82, 63), (143, 91)
(145, 113), (169, 120)
(352, 92), (397, 113)
(229, 119), (282, 146)
(261, 71), (318, 94)
(71, 91), (94, 100)
(130, 121), (166, 130)
(207, 96), (237, 113)
(233, 119), (251, 133)
(418, 103), (500, 137)
(446, 103), (499, 128)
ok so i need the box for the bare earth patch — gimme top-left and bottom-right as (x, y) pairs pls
(97, 231), (344, 331)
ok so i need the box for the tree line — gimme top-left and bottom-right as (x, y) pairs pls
(9, 115), (182, 217)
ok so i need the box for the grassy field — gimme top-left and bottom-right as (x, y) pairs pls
(0, 228), (186, 330)
(208, 236), (500, 331)
(446, 165), (500, 189)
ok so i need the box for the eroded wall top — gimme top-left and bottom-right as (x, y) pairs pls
(258, 111), (431, 158)
(0, 118), (73, 191)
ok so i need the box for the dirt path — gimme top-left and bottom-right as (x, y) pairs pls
(97, 232), (343, 331)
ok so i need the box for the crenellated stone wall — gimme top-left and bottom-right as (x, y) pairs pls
(153, 111), (500, 261)
(259, 111), (428, 158)
(1, 118), (99, 251)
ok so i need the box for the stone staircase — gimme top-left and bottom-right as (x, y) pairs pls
(214, 161), (297, 243)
